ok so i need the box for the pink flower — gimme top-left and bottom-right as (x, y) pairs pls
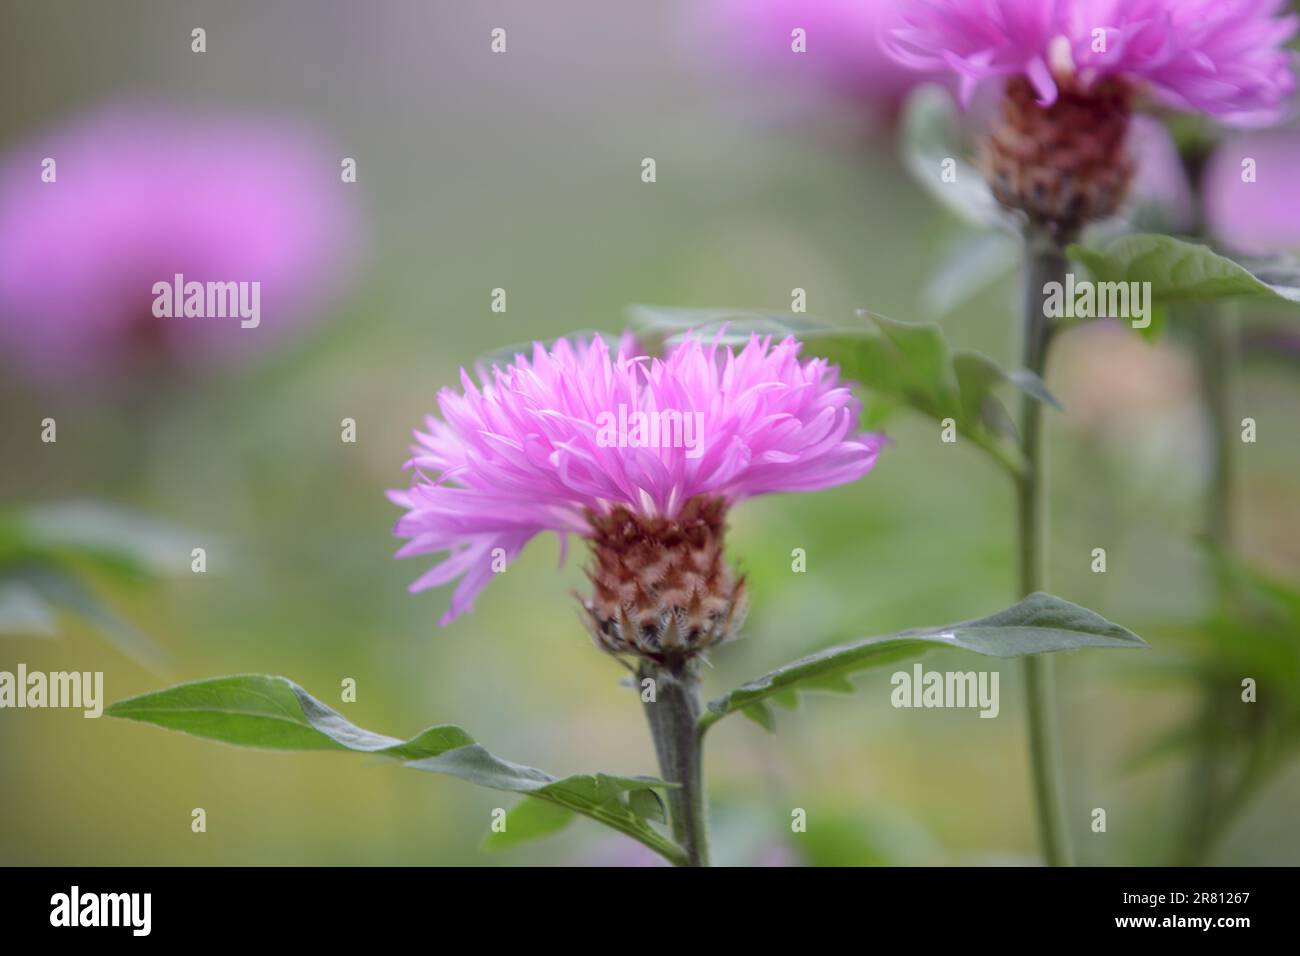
(390, 332), (886, 627)
(1203, 130), (1300, 255)
(701, 0), (941, 116)
(0, 102), (362, 386)
(883, 0), (1297, 126)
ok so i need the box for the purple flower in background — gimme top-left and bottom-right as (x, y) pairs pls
(0, 102), (362, 386)
(389, 332), (885, 662)
(883, 1), (1297, 240)
(700, 0), (940, 117)
(1203, 130), (1300, 256)
(883, 0), (1297, 125)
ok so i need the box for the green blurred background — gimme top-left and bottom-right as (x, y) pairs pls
(1, 0), (1298, 866)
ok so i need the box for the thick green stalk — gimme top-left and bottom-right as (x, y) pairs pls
(1018, 232), (1073, 867)
(639, 661), (710, 866)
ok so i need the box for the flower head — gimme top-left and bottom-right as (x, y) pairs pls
(885, 2), (1296, 240)
(883, 0), (1297, 126)
(0, 102), (362, 386)
(390, 332), (886, 661)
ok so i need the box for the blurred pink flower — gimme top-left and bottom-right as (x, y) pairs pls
(1053, 320), (1199, 434)
(700, 0), (941, 117)
(1203, 129), (1300, 255)
(0, 102), (362, 385)
(883, 0), (1297, 125)
(390, 332), (886, 628)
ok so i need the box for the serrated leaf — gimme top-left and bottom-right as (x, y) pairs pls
(702, 592), (1147, 732)
(1067, 234), (1300, 309)
(108, 675), (684, 864)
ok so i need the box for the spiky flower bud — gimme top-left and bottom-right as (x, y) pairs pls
(582, 496), (747, 668)
(982, 75), (1134, 243)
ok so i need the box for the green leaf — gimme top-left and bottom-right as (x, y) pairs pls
(1197, 549), (1300, 692)
(0, 580), (58, 637)
(1067, 234), (1300, 308)
(482, 797), (574, 851)
(740, 700), (777, 732)
(626, 304), (846, 344)
(921, 229), (1020, 316)
(408, 747), (681, 861)
(828, 313), (1057, 475)
(1137, 303), (1169, 343)
(701, 592), (1147, 732)
(108, 675), (684, 864)
(627, 306), (1058, 477)
(1122, 721), (1201, 775)
(899, 85), (1014, 231)
(627, 786), (667, 824)
(0, 499), (202, 581)
(791, 806), (946, 866)
(0, 500), (201, 672)
(107, 674), (469, 754)
(7, 566), (173, 674)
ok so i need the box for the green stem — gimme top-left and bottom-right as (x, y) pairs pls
(1196, 746), (1272, 861)
(1170, 145), (1247, 865)
(639, 661), (710, 866)
(1018, 232), (1073, 867)
(1178, 309), (1242, 865)
(1195, 310), (1239, 550)
(1176, 678), (1231, 865)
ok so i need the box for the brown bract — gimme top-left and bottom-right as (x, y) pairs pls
(581, 496), (748, 670)
(982, 75), (1135, 243)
